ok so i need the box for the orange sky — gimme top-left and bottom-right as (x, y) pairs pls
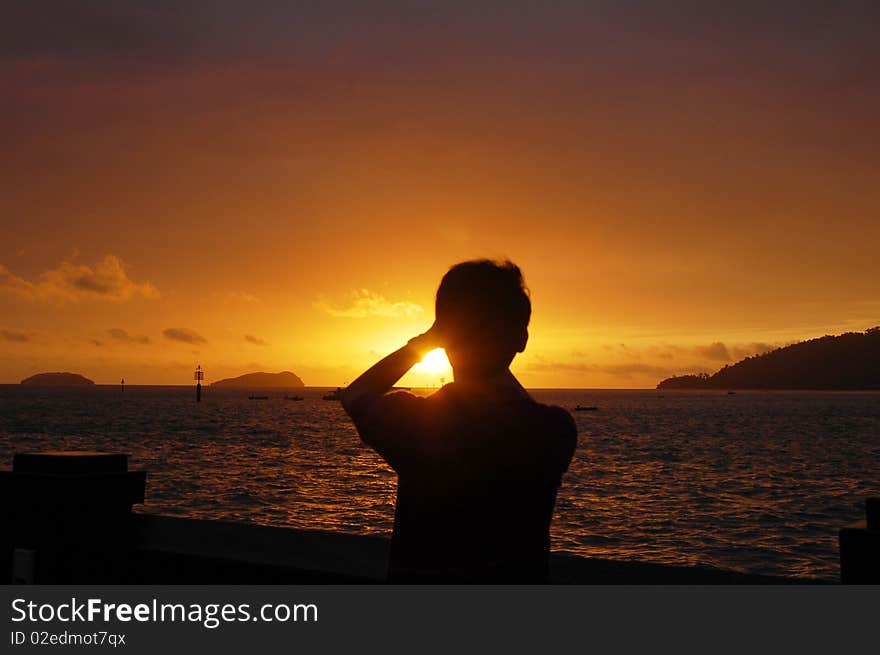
(1, 2), (878, 387)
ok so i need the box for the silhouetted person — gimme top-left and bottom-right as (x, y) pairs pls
(341, 260), (577, 583)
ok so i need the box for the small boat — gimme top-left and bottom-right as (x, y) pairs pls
(574, 405), (598, 412)
(284, 395), (304, 401)
(248, 395), (269, 400)
(322, 387), (344, 401)
(727, 391), (737, 395)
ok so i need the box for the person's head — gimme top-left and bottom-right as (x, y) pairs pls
(435, 259), (530, 378)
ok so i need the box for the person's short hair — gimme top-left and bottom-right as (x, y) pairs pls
(435, 259), (531, 348)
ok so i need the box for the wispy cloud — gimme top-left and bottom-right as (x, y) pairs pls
(316, 289), (423, 318)
(525, 359), (595, 374)
(613, 341), (780, 364)
(0, 255), (159, 303)
(730, 342), (777, 359)
(695, 342), (731, 362)
(526, 358), (680, 380)
(244, 334), (267, 346)
(525, 339), (781, 382)
(108, 328), (151, 345)
(594, 363), (687, 379)
(1, 329), (29, 343)
(163, 327), (207, 344)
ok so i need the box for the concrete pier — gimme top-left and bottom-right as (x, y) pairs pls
(0, 451), (145, 583)
(0, 451), (839, 584)
(839, 498), (880, 584)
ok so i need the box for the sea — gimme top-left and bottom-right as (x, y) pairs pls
(1, 385), (878, 582)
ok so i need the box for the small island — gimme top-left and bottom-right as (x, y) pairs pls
(657, 327), (880, 390)
(211, 371), (305, 388)
(21, 372), (95, 386)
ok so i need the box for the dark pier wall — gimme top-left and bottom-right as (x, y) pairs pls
(2, 452), (864, 585)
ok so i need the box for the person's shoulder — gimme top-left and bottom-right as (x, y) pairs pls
(384, 389), (421, 401)
(422, 382), (466, 406)
(348, 389), (427, 423)
(377, 389), (427, 410)
(530, 399), (574, 424)
(532, 402), (577, 439)
(531, 402), (577, 468)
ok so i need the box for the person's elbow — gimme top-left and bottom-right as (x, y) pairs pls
(339, 386), (379, 420)
(338, 386), (356, 414)
(339, 389), (384, 450)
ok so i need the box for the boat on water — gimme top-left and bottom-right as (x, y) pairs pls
(248, 395), (269, 400)
(322, 387), (344, 401)
(574, 405), (598, 412)
(727, 391), (737, 395)
(284, 395), (304, 401)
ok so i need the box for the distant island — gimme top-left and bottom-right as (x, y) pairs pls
(211, 371), (305, 388)
(21, 372), (95, 386)
(657, 327), (880, 390)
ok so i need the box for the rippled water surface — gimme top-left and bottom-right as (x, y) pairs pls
(2, 385), (878, 581)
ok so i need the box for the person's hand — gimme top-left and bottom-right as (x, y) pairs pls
(407, 321), (446, 356)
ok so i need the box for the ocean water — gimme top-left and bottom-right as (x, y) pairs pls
(1, 385), (878, 581)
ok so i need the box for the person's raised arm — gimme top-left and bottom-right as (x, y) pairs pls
(339, 323), (443, 419)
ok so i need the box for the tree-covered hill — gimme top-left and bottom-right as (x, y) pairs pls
(657, 327), (880, 390)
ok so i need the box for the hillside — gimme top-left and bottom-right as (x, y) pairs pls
(21, 372), (95, 386)
(657, 327), (880, 390)
(211, 371), (305, 388)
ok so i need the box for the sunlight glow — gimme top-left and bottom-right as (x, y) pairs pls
(412, 348), (452, 376)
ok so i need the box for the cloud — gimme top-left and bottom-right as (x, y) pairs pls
(595, 363), (688, 379)
(108, 328), (150, 345)
(163, 328), (207, 344)
(526, 358), (674, 379)
(0, 256), (159, 303)
(316, 289), (423, 318)
(525, 338), (785, 384)
(730, 342), (777, 360)
(244, 334), (267, 346)
(1, 329), (29, 343)
(525, 350), (719, 382)
(695, 342), (731, 362)
(642, 340), (778, 364)
(526, 359), (595, 374)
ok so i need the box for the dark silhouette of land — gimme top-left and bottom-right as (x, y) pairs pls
(658, 327), (880, 390)
(20, 372), (95, 385)
(211, 371), (305, 387)
(341, 260), (577, 583)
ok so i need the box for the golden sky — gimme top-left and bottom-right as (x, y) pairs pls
(1, 2), (878, 387)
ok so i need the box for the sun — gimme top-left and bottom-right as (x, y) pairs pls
(412, 348), (452, 376)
